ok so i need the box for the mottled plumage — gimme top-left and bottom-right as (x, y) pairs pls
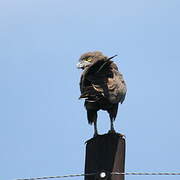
(77, 51), (127, 136)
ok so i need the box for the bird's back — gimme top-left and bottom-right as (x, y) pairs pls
(79, 61), (127, 108)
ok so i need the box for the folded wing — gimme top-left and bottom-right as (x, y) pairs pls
(79, 59), (127, 104)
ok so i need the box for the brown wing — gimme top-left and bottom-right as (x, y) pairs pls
(79, 71), (103, 101)
(79, 61), (126, 103)
(107, 63), (127, 104)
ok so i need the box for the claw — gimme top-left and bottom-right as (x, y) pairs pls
(108, 129), (116, 134)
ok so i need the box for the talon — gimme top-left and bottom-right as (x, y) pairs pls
(108, 129), (116, 134)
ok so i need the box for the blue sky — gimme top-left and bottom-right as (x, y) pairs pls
(0, 0), (180, 180)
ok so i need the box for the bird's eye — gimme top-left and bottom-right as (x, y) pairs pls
(86, 57), (92, 62)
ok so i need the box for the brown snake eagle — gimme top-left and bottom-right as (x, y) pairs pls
(77, 51), (127, 137)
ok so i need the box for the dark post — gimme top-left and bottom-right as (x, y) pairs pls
(84, 133), (126, 180)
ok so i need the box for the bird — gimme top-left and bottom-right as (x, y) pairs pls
(77, 51), (127, 137)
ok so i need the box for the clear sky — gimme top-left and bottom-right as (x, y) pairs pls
(0, 0), (180, 180)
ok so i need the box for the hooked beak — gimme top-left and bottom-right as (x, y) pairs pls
(76, 61), (91, 69)
(76, 62), (84, 69)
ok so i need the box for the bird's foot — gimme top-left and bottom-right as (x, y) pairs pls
(108, 129), (116, 134)
(108, 130), (126, 138)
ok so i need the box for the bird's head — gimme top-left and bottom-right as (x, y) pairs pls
(77, 51), (107, 70)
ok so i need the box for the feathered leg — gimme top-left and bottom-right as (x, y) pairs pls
(87, 110), (98, 137)
(107, 104), (119, 134)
